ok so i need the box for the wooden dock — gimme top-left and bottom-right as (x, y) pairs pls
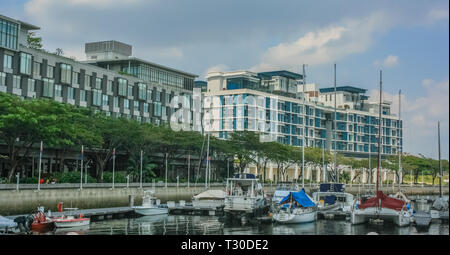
(5, 207), (135, 221)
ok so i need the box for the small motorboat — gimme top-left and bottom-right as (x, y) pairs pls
(31, 206), (55, 232)
(133, 190), (168, 216)
(51, 203), (90, 228)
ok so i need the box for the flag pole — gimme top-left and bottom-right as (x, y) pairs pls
(140, 149), (143, 189)
(112, 148), (116, 189)
(80, 145), (84, 190)
(37, 141), (43, 191)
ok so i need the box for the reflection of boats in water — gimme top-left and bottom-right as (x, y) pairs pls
(271, 222), (315, 235)
(54, 224), (90, 235)
(131, 215), (223, 235)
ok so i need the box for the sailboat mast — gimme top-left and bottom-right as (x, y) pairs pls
(334, 63), (337, 183)
(398, 89), (402, 192)
(438, 121), (442, 198)
(376, 70), (382, 193)
(302, 64), (306, 189)
(205, 132), (210, 188)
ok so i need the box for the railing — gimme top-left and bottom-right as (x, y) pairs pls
(0, 182), (226, 190)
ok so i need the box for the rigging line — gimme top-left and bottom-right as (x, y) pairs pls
(194, 131), (207, 186)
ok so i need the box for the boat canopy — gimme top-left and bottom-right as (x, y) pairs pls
(193, 190), (226, 200)
(280, 189), (316, 208)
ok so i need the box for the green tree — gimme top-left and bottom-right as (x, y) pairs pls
(27, 32), (43, 49)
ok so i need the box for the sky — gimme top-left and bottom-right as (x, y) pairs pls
(2, 0), (449, 159)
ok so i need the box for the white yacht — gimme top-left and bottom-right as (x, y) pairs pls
(132, 190), (168, 216)
(223, 173), (269, 225)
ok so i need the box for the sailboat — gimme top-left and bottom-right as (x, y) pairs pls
(273, 64), (317, 224)
(430, 121), (449, 222)
(350, 70), (412, 227)
(312, 63), (354, 213)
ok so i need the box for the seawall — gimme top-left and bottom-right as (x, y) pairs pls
(0, 183), (447, 215)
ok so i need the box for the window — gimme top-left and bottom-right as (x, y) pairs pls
(19, 52), (32, 75)
(72, 72), (79, 84)
(162, 106), (166, 117)
(0, 19), (18, 50)
(95, 77), (102, 89)
(165, 93), (170, 104)
(124, 99), (130, 109)
(67, 87), (74, 100)
(84, 74), (90, 87)
(107, 80), (113, 93)
(80, 90), (86, 102)
(42, 78), (54, 97)
(12, 75), (20, 89)
(102, 94), (109, 106)
(138, 83), (147, 100)
(147, 90), (152, 101)
(134, 101), (139, 110)
(3, 54), (12, 69)
(33, 62), (41, 76)
(47, 65), (54, 78)
(143, 102), (149, 113)
(60, 63), (72, 84)
(54, 84), (62, 97)
(113, 97), (119, 108)
(92, 89), (102, 106)
(156, 91), (161, 102)
(28, 78), (35, 92)
(118, 78), (127, 96)
(0, 72), (6, 86)
(153, 102), (162, 116)
(127, 85), (133, 97)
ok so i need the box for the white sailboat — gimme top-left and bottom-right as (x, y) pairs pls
(273, 65), (317, 224)
(350, 70), (412, 227)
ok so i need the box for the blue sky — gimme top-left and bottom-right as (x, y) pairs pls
(2, 0), (449, 159)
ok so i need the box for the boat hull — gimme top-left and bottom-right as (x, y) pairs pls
(133, 206), (169, 216)
(273, 210), (316, 224)
(350, 207), (411, 227)
(53, 218), (90, 228)
(31, 221), (55, 232)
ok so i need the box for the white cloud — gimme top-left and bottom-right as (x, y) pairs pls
(251, 12), (391, 72)
(367, 78), (449, 158)
(428, 8), (449, 22)
(373, 55), (399, 68)
(201, 64), (230, 79)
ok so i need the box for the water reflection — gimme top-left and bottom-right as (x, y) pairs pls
(42, 215), (448, 235)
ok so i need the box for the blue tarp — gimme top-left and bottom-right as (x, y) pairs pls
(279, 188), (316, 208)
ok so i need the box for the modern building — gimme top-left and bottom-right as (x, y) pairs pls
(0, 14), (197, 126)
(203, 70), (402, 159)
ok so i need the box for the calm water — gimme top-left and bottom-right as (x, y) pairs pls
(45, 215), (448, 235)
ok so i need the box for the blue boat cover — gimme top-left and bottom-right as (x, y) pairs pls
(280, 188), (316, 207)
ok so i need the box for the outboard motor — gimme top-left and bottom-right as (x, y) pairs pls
(14, 215), (32, 233)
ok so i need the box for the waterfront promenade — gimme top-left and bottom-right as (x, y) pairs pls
(0, 182), (447, 215)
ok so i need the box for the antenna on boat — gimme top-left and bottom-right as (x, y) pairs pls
(376, 70), (382, 194)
